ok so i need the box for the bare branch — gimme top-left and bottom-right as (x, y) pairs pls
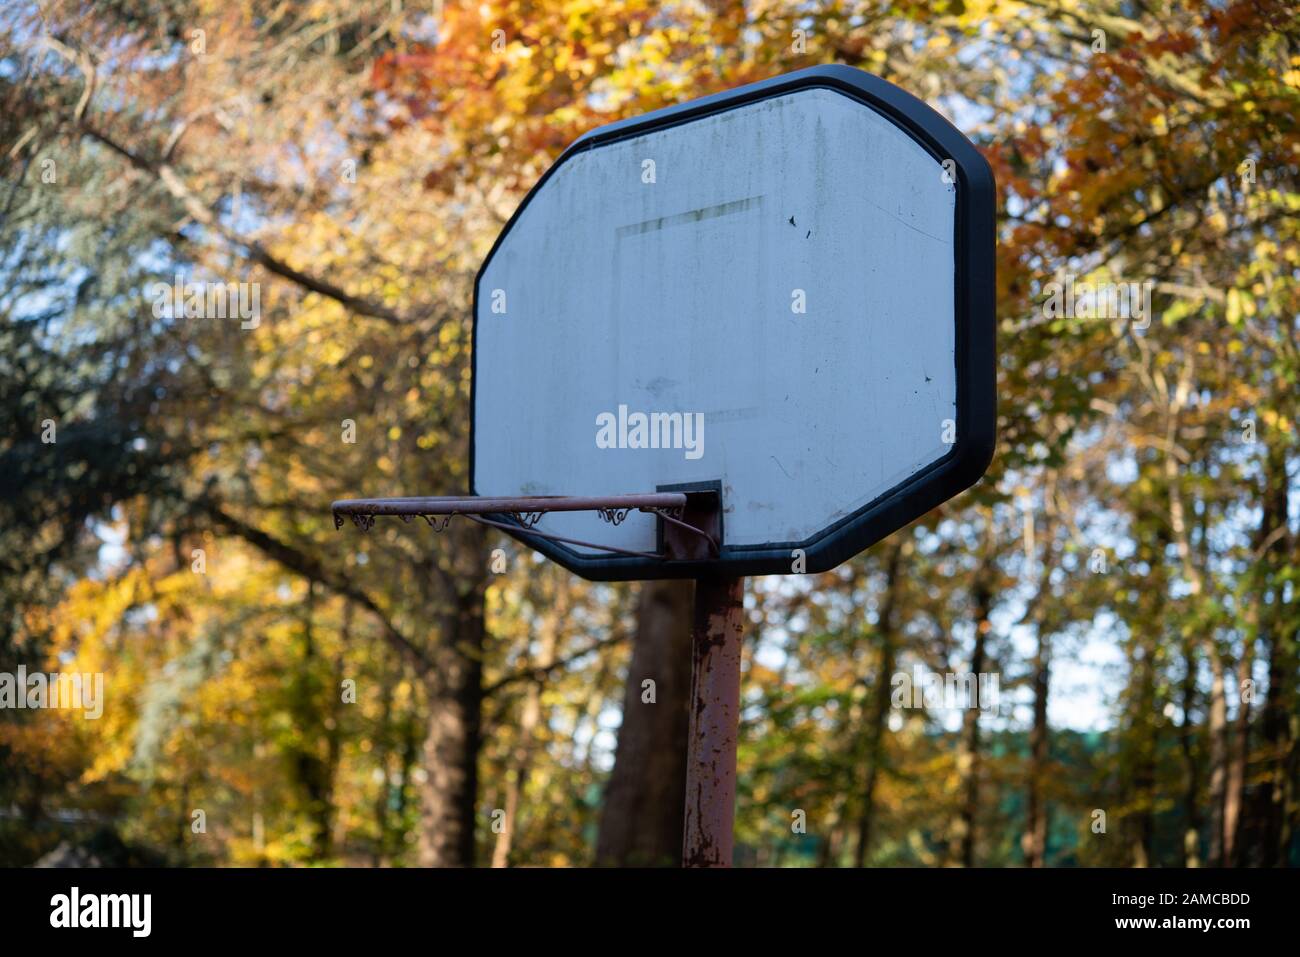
(482, 632), (627, 696)
(204, 501), (438, 682)
(82, 125), (411, 327)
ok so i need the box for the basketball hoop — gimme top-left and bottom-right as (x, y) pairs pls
(329, 64), (996, 867)
(332, 490), (721, 562)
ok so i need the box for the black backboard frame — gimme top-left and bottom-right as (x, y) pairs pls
(470, 64), (996, 580)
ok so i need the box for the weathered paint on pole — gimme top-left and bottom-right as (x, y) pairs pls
(682, 576), (745, 867)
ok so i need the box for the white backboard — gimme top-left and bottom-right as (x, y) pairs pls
(472, 67), (995, 579)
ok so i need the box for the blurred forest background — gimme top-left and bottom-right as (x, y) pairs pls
(1, 0), (1297, 868)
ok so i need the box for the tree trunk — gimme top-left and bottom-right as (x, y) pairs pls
(596, 579), (694, 866)
(1161, 406), (1227, 865)
(1020, 512), (1056, 870)
(817, 824), (845, 868)
(417, 584), (485, 867)
(854, 541), (903, 867)
(293, 582), (340, 861)
(1260, 619), (1297, 866)
(1260, 630), (1296, 866)
(1023, 628), (1051, 868)
(1224, 640), (1252, 866)
(372, 651), (394, 867)
(491, 574), (569, 867)
(1178, 639), (1202, 867)
(1204, 652), (1227, 865)
(1256, 442), (1295, 867)
(951, 573), (993, 867)
(1128, 624), (1158, 869)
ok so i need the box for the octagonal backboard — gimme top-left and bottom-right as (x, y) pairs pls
(471, 65), (995, 580)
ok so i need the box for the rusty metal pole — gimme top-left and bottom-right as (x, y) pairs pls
(682, 575), (745, 867)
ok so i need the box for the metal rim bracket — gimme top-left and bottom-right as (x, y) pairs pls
(331, 490), (721, 562)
